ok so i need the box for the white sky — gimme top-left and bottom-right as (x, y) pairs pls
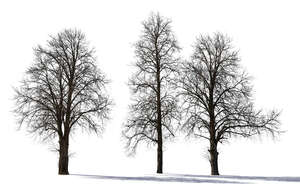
(1, 0), (300, 179)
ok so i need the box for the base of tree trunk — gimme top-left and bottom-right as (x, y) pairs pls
(58, 159), (69, 175)
(58, 139), (69, 175)
(211, 171), (220, 175)
(209, 147), (220, 175)
(58, 171), (69, 175)
(58, 162), (69, 175)
(157, 142), (163, 174)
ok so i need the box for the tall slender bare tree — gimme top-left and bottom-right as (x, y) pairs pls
(123, 13), (181, 173)
(179, 32), (281, 175)
(14, 29), (112, 175)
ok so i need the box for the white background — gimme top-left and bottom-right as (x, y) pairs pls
(0, 0), (300, 189)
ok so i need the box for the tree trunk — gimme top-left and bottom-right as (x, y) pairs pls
(58, 137), (69, 175)
(157, 130), (163, 173)
(209, 141), (219, 175)
(155, 42), (163, 174)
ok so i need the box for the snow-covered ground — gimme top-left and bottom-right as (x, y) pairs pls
(4, 173), (300, 192)
(73, 173), (300, 184)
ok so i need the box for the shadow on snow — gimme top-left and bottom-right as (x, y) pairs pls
(71, 173), (300, 184)
(168, 173), (300, 183)
(72, 173), (248, 184)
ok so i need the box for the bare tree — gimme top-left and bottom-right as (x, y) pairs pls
(178, 32), (280, 175)
(14, 29), (111, 175)
(123, 13), (181, 173)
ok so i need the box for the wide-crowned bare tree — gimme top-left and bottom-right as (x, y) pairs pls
(14, 29), (111, 175)
(179, 32), (280, 175)
(123, 13), (181, 173)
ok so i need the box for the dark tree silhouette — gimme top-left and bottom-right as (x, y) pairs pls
(178, 32), (280, 175)
(14, 29), (111, 175)
(123, 13), (181, 173)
